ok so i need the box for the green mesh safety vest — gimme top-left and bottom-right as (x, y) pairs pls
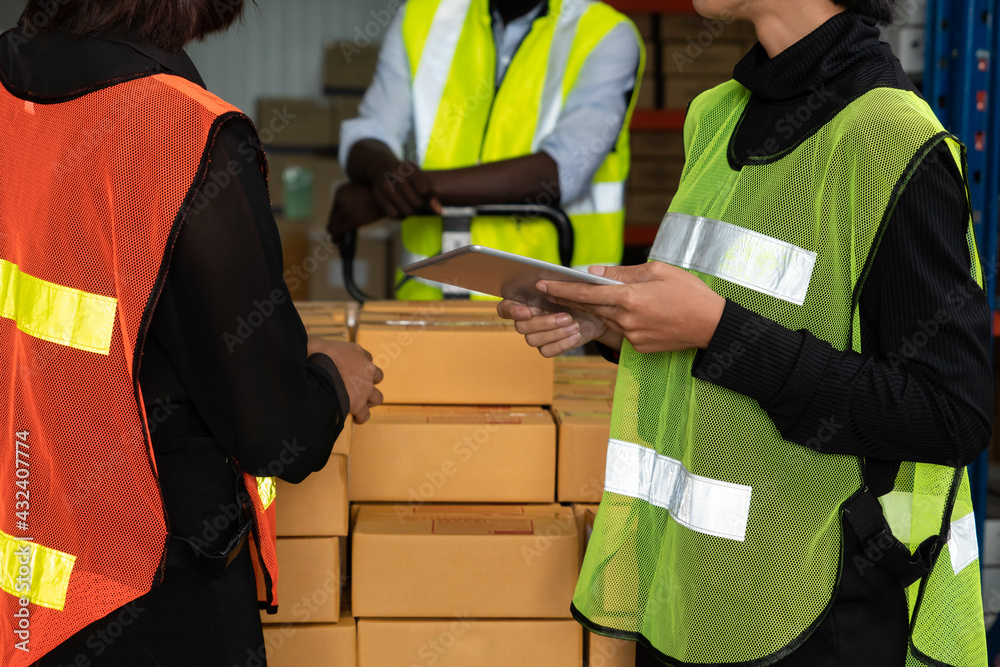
(396, 0), (645, 300)
(574, 81), (988, 666)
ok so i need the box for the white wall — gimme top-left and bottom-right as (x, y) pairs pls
(0, 0), (392, 120)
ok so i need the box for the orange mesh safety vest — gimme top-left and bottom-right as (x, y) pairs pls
(0, 73), (279, 665)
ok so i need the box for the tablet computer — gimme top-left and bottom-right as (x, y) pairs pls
(403, 245), (621, 313)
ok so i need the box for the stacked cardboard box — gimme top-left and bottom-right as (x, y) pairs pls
(348, 301), (593, 666)
(261, 302), (357, 663)
(554, 357), (617, 503)
(627, 128), (686, 227)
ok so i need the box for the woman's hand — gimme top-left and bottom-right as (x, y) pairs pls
(538, 263), (726, 354)
(496, 301), (623, 358)
(307, 337), (384, 424)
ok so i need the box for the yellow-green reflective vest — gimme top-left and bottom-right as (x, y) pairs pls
(574, 81), (988, 666)
(397, 0), (644, 300)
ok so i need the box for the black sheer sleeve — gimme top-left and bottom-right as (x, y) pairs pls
(145, 117), (348, 484)
(691, 142), (993, 468)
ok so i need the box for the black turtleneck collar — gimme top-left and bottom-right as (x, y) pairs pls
(0, 23), (204, 102)
(734, 11), (884, 103)
(728, 10), (918, 167)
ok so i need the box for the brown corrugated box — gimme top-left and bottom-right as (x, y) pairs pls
(357, 619), (583, 667)
(553, 377), (616, 400)
(256, 98), (334, 148)
(572, 503), (600, 566)
(637, 73), (656, 109)
(662, 40), (746, 75)
(355, 311), (554, 405)
(664, 73), (732, 109)
(659, 15), (756, 41)
(275, 217), (310, 300)
(553, 397), (615, 413)
(276, 452), (349, 536)
(324, 41), (379, 91)
(350, 406), (556, 503)
(262, 537), (341, 624)
(627, 12), (654, 40)
(630, 130), (685, 159)
(362, 300), (499, 315)
(625, 190), (675, 225)
(264, 609), (356, 666)
(555, 355), (618, 371)
(629, 157), (685, 191)
(588, 633), (637, 667)
(555, 405), (613, 503)
(307, 228), (395, 302)
(352, 504), (578, 618)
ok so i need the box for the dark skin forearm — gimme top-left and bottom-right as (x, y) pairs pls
(347, 139), (561, 208)
(427, 153), (560, 206)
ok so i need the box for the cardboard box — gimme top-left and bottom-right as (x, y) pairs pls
(355, 313), (555, 405)
(553, 397), (616, 413)
(663, 40), (745, 75)
(629, 157), (685, 191)
(276, 218), (311, 301)
(361, 300), (499, 315)
(556, 406), (613, 503)
(263, 537), (341, 624)
(329, 94), (362, 143)
(572, 503), (600, 566)
(554, 380), (616, 400)
(352, 504), (578, 618)
(630, 130), (685, 159)
(664, 73), (731, 109)
(276, 452), (349, 537)
(264, 611), (356, 666)
(257, 98), (334, 148)
(296, 300), (350, 326)
(588, 632), (637, 667)
(309, 223), (395, 301)
(358, 619), (582, 667)
(625, 190), (675, 225)
(555, 355), (618, 371)
(350, 406), (556, 502)
(324, 41), (380, 91)
(637, 73), (657, 109)
(659, 14), (756, 41)
(627, 12), (654, 40)
(554, 365), (618, 382)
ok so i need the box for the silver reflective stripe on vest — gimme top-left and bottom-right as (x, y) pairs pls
(881, 491), (978, 576)
(650, 213), (817, 306)
(412, 0), (473, 164)
(949, 512), (978, 575)
(604, 438), (753, 541)
(533, 1), (588, 150)
(565, 181), (625, 216)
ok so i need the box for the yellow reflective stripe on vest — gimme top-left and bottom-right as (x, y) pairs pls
(0, 258), (117, 355)
(0, 530), (76, 611)
(650, 212), (817, 306)
(257, 476), (276, 510)
(604, 439), (753, 541)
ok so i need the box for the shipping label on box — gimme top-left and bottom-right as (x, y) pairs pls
(358, 618), (582, 667)
(352, 504), (578, 618)
(262, 537), (342, 624)
(350, 406), (556, 503)
(264, 611), (356, 667)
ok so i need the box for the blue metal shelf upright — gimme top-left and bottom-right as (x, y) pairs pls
(924, 0), (1000, 656)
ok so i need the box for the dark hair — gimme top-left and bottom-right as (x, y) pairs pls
(837, 0), (898, 25)
(22, 0), (251, 51)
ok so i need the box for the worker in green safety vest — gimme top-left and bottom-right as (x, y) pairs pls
(500, 0), (993, 665)
(329, 0), (645, 300)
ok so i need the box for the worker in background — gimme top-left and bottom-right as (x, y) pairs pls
(330, 0), (644, 299)
(0, 1), (383, 665)
(501, 0), (992, 665)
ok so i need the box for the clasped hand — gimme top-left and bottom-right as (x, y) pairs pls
(497, 262), (726, 358)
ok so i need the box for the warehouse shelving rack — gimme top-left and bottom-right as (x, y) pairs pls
(925, 1), (1000, 655)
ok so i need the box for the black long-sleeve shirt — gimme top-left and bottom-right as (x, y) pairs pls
(682, 12), (993, 495)
(0, 27), (349, 549)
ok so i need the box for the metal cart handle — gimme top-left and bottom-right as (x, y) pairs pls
(336, 203), (575, 303)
